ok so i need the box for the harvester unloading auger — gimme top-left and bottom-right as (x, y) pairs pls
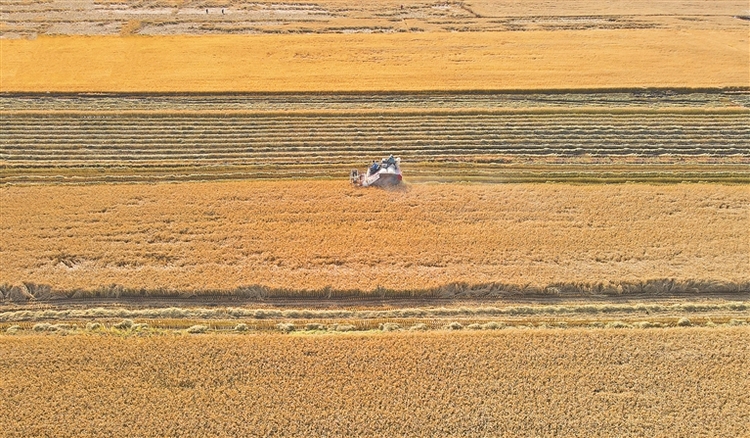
(350, 155), (403, 187)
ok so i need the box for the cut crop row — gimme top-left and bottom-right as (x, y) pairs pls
(2, 112), (748, 182)
(3, 92), (748, 112)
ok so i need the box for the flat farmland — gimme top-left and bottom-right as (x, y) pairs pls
(1, 180), (748, 296)
(2, 1), (747, 92)
(1, 328), (748, 437)
(2, 92), (749, 184)
(2, 0), (749, 435)
(3, 29), (748, 92)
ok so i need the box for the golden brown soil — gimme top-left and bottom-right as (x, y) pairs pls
(1, 181), (747, 294)
(1, 328), (747, 437)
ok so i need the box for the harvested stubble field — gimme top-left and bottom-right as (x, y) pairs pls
(2, 92), (749, 184)
(4, 91), (749, 112)
(1, 328), (748, 437)
(1, 181), (748, 297)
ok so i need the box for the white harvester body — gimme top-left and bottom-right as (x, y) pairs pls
(350, 155), (403, 187)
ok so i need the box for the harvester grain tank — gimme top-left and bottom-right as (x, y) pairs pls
(350, 155), (403, 187)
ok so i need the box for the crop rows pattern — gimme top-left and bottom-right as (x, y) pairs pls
(2, 112), (748, 179)
(1, 329), (748, 437)
(3, 92), (748, 112)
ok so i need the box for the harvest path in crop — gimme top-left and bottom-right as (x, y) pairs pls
(2, 92), (749, 183)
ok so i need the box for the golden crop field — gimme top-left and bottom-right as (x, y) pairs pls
(1, 181), (747, 296)
(2, 0), (749, 435)
(2, 0), (747, 91)
(1, 328), (748, 437)
(3, 28), (748, 92)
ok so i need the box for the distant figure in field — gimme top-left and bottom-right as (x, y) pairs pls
(222, 9), (225, 14)
(206, 9), (208, 14)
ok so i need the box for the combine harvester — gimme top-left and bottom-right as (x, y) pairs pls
(350, 155), (403, 187)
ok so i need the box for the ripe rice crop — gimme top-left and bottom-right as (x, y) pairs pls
(1, 181), (747, 295)
(3, 2), (748, 436)
(0, 328), (747, 437)
(2, 29), (748, 92)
